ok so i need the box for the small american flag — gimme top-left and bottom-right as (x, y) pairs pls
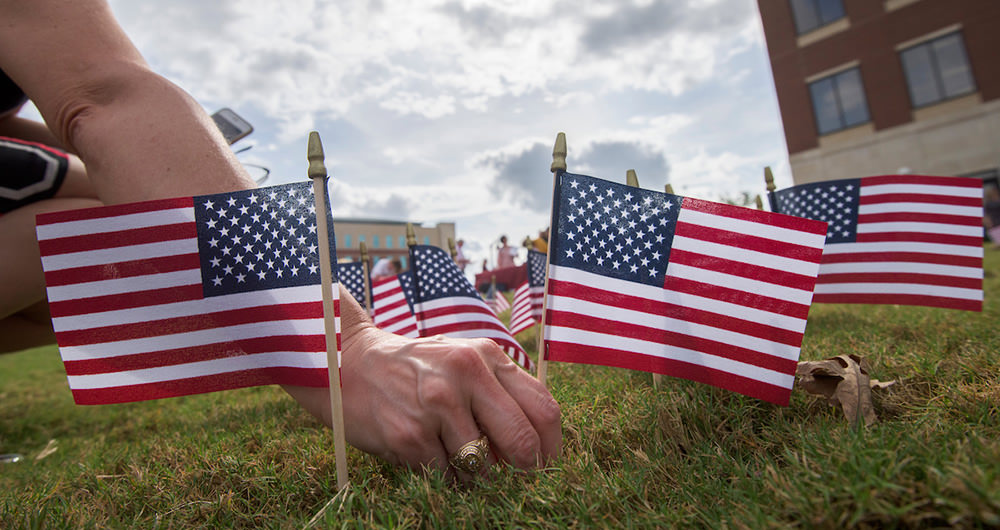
(409, 245), (533, 370)
(544, 172), (827, 405)
(772, 175), (983, 311)
(372, 273), (420, 338)
(36, 182), (339, 405)
(338, 261), (368, 308)
(509, 249), (546, 335)
(484, 282), (510, 315)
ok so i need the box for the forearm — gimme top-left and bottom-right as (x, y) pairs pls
(0, 115), (65, 149)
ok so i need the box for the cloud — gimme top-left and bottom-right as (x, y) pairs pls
(574, 141), (670, 188)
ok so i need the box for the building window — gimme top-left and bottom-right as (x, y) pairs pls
(423, 236), (430, 245)
(357, 235), (366, 248)
(808, 67), (870, 135)
(790, 0), (845, 35)
(385, 236), (393, 249)
(900, 32), (976, 109)
(372, 235), (380, 248)
(399, 236), (407, 248)
(343, 234), (351, 247)
(400, 256), (407, 269)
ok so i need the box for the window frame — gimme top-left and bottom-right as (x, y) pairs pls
(899, 31), (977, 110)
(789, 0), (846, 35)
(807, 66), (872, 136)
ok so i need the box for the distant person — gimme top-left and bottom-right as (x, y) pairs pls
(496, 235), (517, 269)
(985, 187), (1000, 249)
(454, 239), (471, 271)
(371, 257), (402, 280)
(532, 228), (549, 254)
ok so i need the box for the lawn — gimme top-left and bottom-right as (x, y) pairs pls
(1, 249), (998, 528)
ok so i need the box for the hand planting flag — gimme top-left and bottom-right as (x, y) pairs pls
(409, 245), (533, 370)
(544, 172), (828, 405)
(338, 260), (368, 308)
(484, 282), (510, 315)
(35, 182), (339, 405)
(509, 249), (546, 336)
(371, 273), (420, 338)
(771, 175), (983, 311)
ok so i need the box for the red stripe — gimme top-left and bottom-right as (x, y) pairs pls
(69, 367), (329, 405)
(681, 196), (827, 235)
(36, 196), (193, 225)
(663, 276), (812, 320)
(813, 293), (981, 312)
(669, 249), (820, 292)
(375, 311), (415, 328)
(47, 284), (204, 318)
(675, 220), (824, 263)
(547, 309), (797, 374)
(38, 222), (196, 256)
(43, 254), (200, 286)
(858, 212), (982, 226)
(62, 335), (327, 375)
(548, 279), (805, 347)
(855, 231), (983, 246)
(859, 193), (981, 207)
(545, 341), (790, 405)
(55, 302), (322, 346)
(384, 322), (419, 336)
(816, 272), (982, 290)
(821, 251), (982, 268)
(418, 302), (495, 320)
(420, 319), (513, 337)
(0, 135), (70, 159)
(374, 297), (408, 314)
(862, 175), (983, 188)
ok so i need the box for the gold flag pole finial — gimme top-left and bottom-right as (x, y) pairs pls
(625, 169), (639, 187)
(305, 131), (348, 490)
(406, 223), (417, 248)
(664, 183), (674, 195)
(755, 194), (764, 211)
(447, 237), (457, 259)
(551, 132), (567, 174)
(764, 166), (775, 192)
(359, 241), (370, 265)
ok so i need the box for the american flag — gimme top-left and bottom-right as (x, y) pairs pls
(35, 182), (339, 405)
(484, 282), (511, 315)
(544, 172), (828, 405)
(409, 245), (533, 370)
(338, 261), (368, 308)
(371, 273), (420, 338)
(772, 175), (983, 311)
(509, 249), (546, 335)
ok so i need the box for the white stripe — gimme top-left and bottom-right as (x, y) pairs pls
(50, 284), (324, 331)
(417, 296), (493, 313)
(45, 269), (201, 302)
(679, 208), (827, 249)
(57, 320), (326, 360)
(374, 304), (411, 323)
(371, 280), (399, 296)
(373, 291), (406, 308)
(861, 183), (982, 198)
(672, 235), (821, 277)
(814, 282), (983, 300)
(40, 239), (199, 270)
(419, 312), (506, 330)
(857, 222), (982, 237)
(824, 241), (983, 257)
(546, 289), (801, 361)
(859, 202), (982, 217)
(551, 265), (807, 333)
(36, 207), (195, 240)
(819, 261), (983, 279)
(545, 325), (793, 388)
(66, 351), (327, 389)
(381, 320), (419, 337)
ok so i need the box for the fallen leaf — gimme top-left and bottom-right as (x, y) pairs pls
(795, 355), (895, 427)
(34, 439), (58, 461)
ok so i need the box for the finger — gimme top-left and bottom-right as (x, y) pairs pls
(482, 343), (562, 466)
(419, 364), (494, 480)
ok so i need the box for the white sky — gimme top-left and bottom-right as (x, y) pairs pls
(98, 0), (797, 267)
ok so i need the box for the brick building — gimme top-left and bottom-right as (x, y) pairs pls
(757, 0), (1000, 192)
(333, 218), (455, 269)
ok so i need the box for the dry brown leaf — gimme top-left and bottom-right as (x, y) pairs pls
(795, 355), (895, 427)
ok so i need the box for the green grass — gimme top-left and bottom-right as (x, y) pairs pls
(2, 249), (999, 528)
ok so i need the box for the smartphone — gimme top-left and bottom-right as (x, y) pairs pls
(210, 108), (254, 144)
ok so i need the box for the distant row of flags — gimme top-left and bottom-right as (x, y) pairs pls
(35, 134), (984, 411)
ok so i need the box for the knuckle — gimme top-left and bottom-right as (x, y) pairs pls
(502, 421), (542, 467)
(534, 392), (562, 429)
(384, 419), (429, 452)
(418, 375), (460, 410)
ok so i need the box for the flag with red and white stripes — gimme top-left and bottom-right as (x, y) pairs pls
(484, 282), (510, 315)
(35, 181), (339, 405)
(509, 249), (546, 335)
(372, 273), (419, 338)
(772, 175), (983, 311)
(544, 172), (827, 405)
(410, 245), (533, 370)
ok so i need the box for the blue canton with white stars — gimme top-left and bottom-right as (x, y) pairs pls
(527, 249), (546, 288)
(410, 245), (479, 302)
(338, 261), (367, 305)
(550, 172), (681, 287)
(397, 271), (416, 313)
(773, 178), (860, 244)
(194, 181), (337, 297)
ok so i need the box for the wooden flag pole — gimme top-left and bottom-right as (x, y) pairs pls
(447, 237), (457, 259)
(764, 166), (779, 214)
(536, 132), (565, 386)
(307, 131), (349, 491)
(359, 242), (373, 315)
